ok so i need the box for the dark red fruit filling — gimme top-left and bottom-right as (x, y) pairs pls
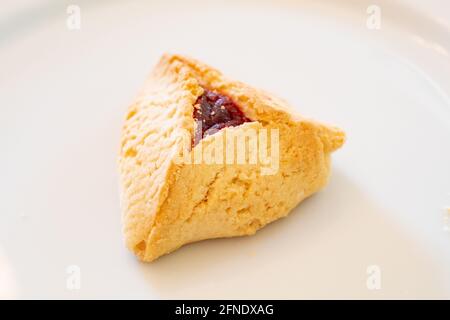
(193, 89), (251, 143)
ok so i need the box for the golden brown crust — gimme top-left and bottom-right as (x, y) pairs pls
(119, 54), (345, 261)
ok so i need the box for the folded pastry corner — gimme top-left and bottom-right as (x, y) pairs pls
(119, 53), (345, 261)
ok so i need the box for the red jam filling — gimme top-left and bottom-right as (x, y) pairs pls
(193, 89), (251, 143)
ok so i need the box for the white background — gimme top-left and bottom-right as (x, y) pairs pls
(0, 0), (449, 299)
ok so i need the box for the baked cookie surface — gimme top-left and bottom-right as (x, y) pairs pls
(119, 54), (345, 261)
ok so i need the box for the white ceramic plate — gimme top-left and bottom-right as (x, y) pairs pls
(1, 0), (449, 299)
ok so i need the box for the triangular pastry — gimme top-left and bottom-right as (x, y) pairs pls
(119, 54), (345, 261)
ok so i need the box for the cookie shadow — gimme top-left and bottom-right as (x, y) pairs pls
(136, 168), (448, 299)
